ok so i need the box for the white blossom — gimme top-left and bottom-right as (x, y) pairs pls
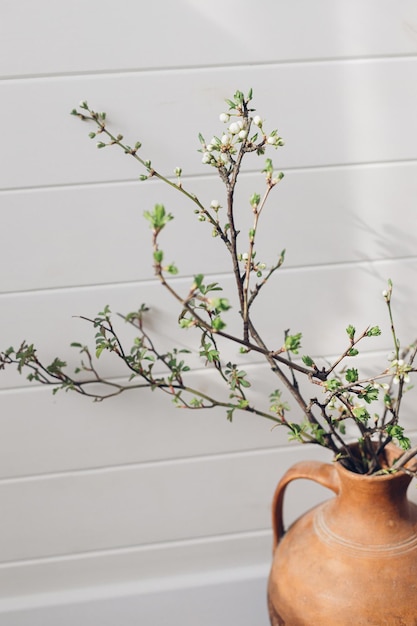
(210, 200), (221, 210)
(392, 359), (404, 368)
(229, 122), (241, 135)
(219, 113), (230, 123)
(253, 115), (263, 127)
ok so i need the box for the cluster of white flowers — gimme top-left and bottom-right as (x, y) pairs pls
(200, 108), (284, 169)
(236, 251), (266, 274)
(390, 359), (411, 384)
(201, 115), (248, 168)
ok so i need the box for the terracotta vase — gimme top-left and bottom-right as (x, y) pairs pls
(267, 444), (417, 625)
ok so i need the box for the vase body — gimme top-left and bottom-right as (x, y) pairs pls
(268, 445), (417, 625)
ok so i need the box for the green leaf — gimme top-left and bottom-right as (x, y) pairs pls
(209, 297), (231, 313)
(302, 355), (314, 367)
(324, 378), (342, 391)
(250, 193), (260, 207)
(144, 204), (174, 231)
(285, 333), (302, 354)
(199, 342), (219, 363)
(287, 423), (304, 442)
(193, 274), (204, 290)
(345, 368), (358, 383)
(179, 318), (195, 329)
(262, 158), (273, 175)
(366, 326), (381, 337)
(166, 264), (178, 275)
(346, 325), (356, 340)
(226, 408), (234, 422)
(269, 389), (290, 417)
(352, 406), (370, 422)
(358, 385), (379, 404)
(211, 316), (226, 331)
(234, 90), (244, 104)
(386, 425), (411, 450)
(95, 345), (106, 358)
(46, 358), (67, 374)
(347, 348), (359, 357)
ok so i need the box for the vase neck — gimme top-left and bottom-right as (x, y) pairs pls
(324, 466), (416, 545)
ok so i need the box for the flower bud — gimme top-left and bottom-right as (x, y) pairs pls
(219, 113), (230, 123)
(229, 122), (241, 135)
(253, 115), (263, 127)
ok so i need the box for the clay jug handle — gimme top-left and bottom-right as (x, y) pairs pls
(271, 460), (340, 551)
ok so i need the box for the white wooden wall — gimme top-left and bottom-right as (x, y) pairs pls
(1, 2), (417, 624)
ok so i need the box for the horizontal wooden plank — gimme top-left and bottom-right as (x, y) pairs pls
(1, 258), (416, 387)
(0, 443), (415, 565)
(0, 445), (333, 563)
(1, 0), (417, 78)
(1, 354), (416, 479)
(0, 375), (283, 479)
(0, 532), (271, 600)
(0, 571), (270, 626)
(2, 161), (417, 293)
(1, 59), (417, 189)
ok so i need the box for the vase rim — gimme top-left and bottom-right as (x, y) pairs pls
(335, 441), (417, 481)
